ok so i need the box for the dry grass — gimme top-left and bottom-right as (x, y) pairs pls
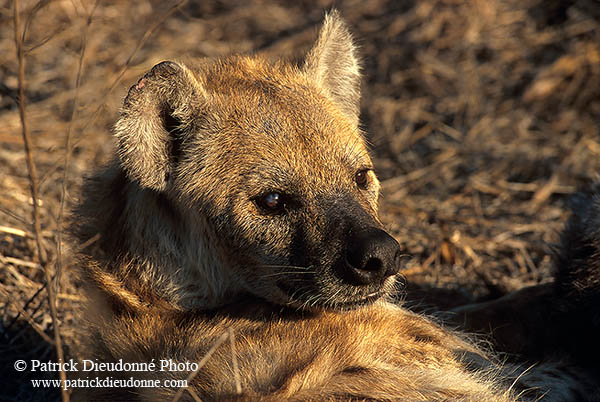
(0, 0), (598, 400)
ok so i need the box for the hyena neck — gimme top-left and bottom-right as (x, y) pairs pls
(77, 165), (245, 311)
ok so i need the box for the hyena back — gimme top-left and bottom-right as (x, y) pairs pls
(73, 11), (598, 402)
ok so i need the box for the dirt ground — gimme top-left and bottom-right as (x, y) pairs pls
(1, 0), (599, 400)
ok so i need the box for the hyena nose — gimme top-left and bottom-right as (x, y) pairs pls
(344, 228), (403, 286)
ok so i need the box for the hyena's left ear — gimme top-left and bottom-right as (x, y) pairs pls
(114, 61), (204, 191)
(304, 10), (361, 127)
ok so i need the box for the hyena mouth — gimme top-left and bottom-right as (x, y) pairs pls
(275, 278), (389, 311)
(329, 290), (385, 310)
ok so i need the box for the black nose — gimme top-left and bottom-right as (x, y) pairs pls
(344, 227), (403, 286)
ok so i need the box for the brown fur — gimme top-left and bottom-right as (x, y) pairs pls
(72, 11), (596, 402)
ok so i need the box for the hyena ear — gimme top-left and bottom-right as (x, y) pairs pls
(114, 61), (203, 191)
(304, 10), (361, 127)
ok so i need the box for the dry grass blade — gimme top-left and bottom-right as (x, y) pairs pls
(228, 327), (242, 395)
(80, 0), (188, 135)
(1, 254), (40, 269)
(171, 331), (230, 402)
(186, 387), (203, 402)
(33, 0), (190, 194)
(0, 207), (28, 225)
(0, 287), (54, 345)
(5, 282), (46, 332)
(12, 1), (69, 401)
(55, 0), (99, 297)
(0, 225), (28, 237)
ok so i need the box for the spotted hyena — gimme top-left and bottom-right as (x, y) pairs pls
(72, 11), (599, 402)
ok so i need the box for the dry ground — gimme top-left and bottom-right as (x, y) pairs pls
(1, 0), (599, 400)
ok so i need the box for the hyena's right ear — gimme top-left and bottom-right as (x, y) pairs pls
(114, 61), (204, 191)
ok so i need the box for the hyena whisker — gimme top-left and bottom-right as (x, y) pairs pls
(299, 296), (315, 311)
(272, 278), (318, 284)
(391, 276), (406, 293)
(260, 272), (315, 278)
(259, 265), (312, 270)
(287, 286), (312, 304)
(309, 294), (324, 309)
(324, 287), (344, 307)
(294, 290), (321, 310)
(303, 291), (326, 310)
(257, 265), (314, 270)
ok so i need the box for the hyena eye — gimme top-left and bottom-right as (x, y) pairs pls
(256, 192), (285, 214)
(354, 169), (370, 189)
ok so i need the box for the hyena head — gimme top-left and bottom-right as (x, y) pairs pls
(113, 11), (403, 310)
